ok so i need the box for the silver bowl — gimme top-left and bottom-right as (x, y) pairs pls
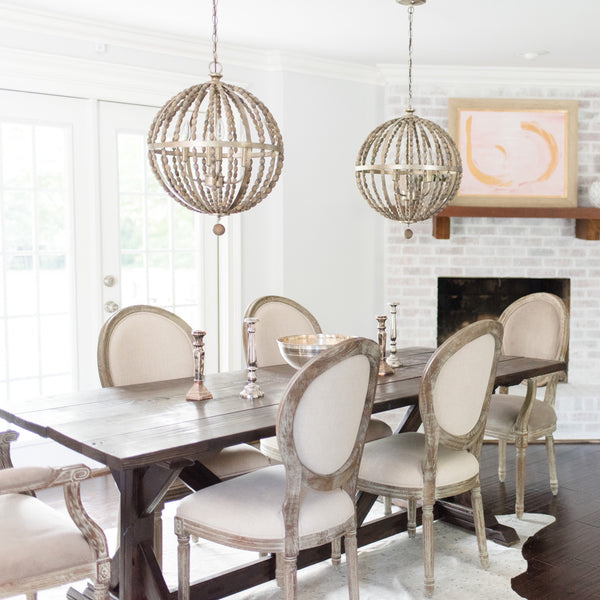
(277, 333), (352, 369)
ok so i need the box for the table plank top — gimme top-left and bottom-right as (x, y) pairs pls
(0, 347), (565, 471)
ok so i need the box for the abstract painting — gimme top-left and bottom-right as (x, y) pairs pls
(448, 98), (578, 207)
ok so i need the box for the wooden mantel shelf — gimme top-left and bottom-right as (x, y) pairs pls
(432, 206), (600, 240)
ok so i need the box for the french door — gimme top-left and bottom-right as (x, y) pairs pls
(0, 91), (239, 411)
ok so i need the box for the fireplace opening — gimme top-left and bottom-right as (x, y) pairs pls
(437, 277), (570, 374)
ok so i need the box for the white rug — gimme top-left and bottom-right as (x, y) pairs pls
(17, 506), (554, 600)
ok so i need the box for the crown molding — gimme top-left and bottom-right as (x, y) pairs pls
(0, 47), (199, 106)
(377, 64), (600, 88)
(0, 3), (382, 86)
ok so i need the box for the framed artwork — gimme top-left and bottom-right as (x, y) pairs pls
(448, 98), (578, 208)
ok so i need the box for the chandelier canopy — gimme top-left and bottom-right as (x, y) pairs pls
(355, 0), (462, 238)
(148, 0), (284, 236)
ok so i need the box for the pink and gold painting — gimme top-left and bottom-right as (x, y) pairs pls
(448, 98), (578, 208)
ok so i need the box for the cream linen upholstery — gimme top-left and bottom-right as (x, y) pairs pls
(0, 464), (110, 600)
(243, 296), (393, 463)
(176, 464), (354, 543)
(485, 292), (569, 518)
(175, 337), (380, 600)
(358, 320), (503, 598)
(97, 305), (270, 565)
(359, 432), (480, 489)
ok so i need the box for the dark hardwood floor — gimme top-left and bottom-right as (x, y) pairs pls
(479, 442), (600, 600)
(38, 442), (600, 599)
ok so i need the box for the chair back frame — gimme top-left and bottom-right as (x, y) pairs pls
(243, 295), (322, 365)
(276, 337), (379, 552)
(419, 320), (503, 463)
(498, 292), (569, 389)
(97, 304), (193, 387)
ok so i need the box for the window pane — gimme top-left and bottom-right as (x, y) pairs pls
(41, 374), (73, 397)
(4, 190), (33, 252)
(118, 134), (144, 193)
(147, 195), (169, 250)
(40, 315), (71, 375)
(147, 254), (171, 305)
(121, 253), (146, 306)
(1, 123), (33, 188)
(39, 256), (69, 314)
(9, 378), (40, 401)
(36, 126), (65, 190)
(6, 264), (37, 315)
(120, 195), (144, 250)
(173, 207), (194, 250)
(7, 317), (39, 379)
(38, 190), (67, 251)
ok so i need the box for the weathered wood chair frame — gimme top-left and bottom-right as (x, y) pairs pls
(485, 292), (569, 517)
(175, 337), (380, 600)
(0, 462), (110, 600)
(357, 320), (503, 597)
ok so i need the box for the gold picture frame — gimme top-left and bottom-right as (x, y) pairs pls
(448, 98), (578, 208)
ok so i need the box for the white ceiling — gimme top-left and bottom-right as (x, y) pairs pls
(6, 0), (600, 70)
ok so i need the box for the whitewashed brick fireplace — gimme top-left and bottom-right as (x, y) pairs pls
(382, 67), (600, 439)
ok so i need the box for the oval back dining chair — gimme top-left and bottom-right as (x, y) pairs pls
(242, 295), (323, 368)
(0, 463), (110, 600)
(244, 295), (392, 466)
(97, 305), (270, 564)
(175, 337), (380, 600)
(357, 320), (503, 597)
(485, 292), (569, 517)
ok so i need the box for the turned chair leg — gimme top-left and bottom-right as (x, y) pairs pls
(546, 435), (559, 495)
(384, 495), (392, 516)
(471, 486), (489, 569)
(407, 497), (417, 539)
(345, 531), (360, 600)
(331, 537), (342, 567)
(176, 527), (191, 600)
(515, 436), (528, 518)
(282, 554), (298, 600)
(422, 503), (435, 598)
(498, 439), (507, 482)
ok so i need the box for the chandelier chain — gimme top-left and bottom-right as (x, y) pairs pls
(210, 0), (222, 75)
(407, 5), (414, 112)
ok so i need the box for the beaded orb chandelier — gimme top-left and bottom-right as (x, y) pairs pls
(148, 0), (284, 236)
(355, 0), (462, 239)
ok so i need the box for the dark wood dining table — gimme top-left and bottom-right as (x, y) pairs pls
(0, 346), (566, 600)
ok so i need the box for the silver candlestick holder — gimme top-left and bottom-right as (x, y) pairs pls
(386, 302), (403, 368)
(240, 317), (264, 399)
(377, 315), (394, 376)
(186, 330), (213, 401)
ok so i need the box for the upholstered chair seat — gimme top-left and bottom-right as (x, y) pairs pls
(175, 337), (381, 600)
(357, 320), (503, 597)
(361, 432), (481, 489)
(176, 464), (355, 543)
(0, 464), (110, 600)
(484, 292), (569, 518)
(486, 394), (557, 437)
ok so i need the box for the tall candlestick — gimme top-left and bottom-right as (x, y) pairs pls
(386, 302), (403, 368)
(240, 317), (264, 399)
(186, 330), (213, 401)
(377, 315), (394, 376)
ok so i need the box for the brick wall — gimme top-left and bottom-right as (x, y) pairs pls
(382, 74), (600, 438)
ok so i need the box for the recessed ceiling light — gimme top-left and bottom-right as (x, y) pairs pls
(522, 50), (550, 61)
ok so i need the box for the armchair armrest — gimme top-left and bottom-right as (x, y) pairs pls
(0, 429), (19, 469)
(0, 464), (91, 495)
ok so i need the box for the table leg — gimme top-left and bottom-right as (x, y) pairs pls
(110, 467), (178, 600)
